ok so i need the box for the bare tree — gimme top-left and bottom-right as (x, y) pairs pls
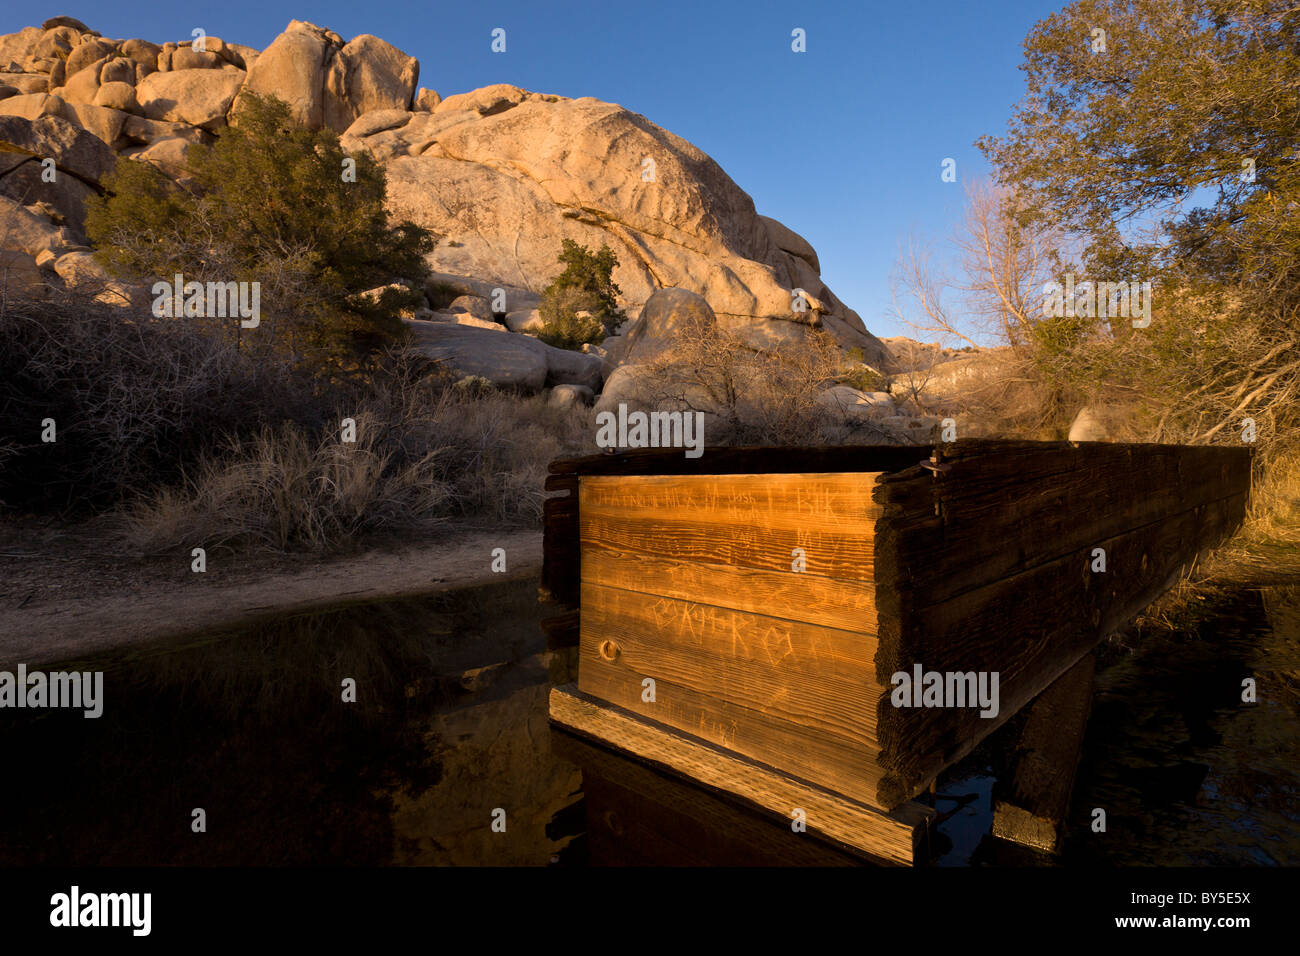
(892, 178), (1068, 355)
(640, 311), (919, 446)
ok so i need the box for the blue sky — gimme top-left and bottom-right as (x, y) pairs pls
(4, 0), (1065, 338)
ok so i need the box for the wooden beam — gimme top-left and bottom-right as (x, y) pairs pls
(873, 440), (1253, 607)
(873, 489), (1248, 806)
(551, 731), (872, 866)
(541, 479), (579, 606)
(548, 444), (931, 479)
(539, 608), (579, 649)
(549, 683), (933, 866)
(992, 652), (1097, 853)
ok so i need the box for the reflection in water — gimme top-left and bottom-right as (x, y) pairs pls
(0, 577), (574, 866)
(1064, 586), (1300, 866)
(932, 774), (996, 866)
(0, 578), (1295, 866)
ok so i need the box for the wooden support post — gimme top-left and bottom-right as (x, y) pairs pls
(991, 652), (1097, 853)
(539, 608), (579, 649)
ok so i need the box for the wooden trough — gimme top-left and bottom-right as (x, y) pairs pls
(544, 440), (1251, 865)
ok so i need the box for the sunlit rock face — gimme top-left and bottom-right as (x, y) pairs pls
(0, 17), (894, 376)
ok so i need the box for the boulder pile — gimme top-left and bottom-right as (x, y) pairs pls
(0, 16), (911, 421)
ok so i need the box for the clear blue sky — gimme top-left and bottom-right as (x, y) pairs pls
(4, 0), (1065, 338)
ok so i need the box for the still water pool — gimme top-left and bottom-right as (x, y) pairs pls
(1, 576), (1295, 866)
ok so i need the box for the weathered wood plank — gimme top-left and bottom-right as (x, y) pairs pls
(873, 490), (1248, 806)
(549, 445), (930, 478)
(580, 581), (879, 737)
(542, 484), (579, 606)
(580, 473), (882, 581)
(874, 440), (1253, 606)
(578, 647), (886, 800)
(580, 513), (876, 581)
(549, 683), (932, 866)
(992, 652), (1096, 853)
(580, 473), (882, 532)
(551, 731), (872, 866)
(581, 547), (874, 634)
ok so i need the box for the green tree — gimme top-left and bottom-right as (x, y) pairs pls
(86, 91), (434, 368)
(978, 0), (1300, 449)
(536, 239), (626, 349)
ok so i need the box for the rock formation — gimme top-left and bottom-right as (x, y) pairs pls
(0, 16), (896, 398)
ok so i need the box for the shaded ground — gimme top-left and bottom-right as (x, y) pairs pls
(0, 517), (542, 666)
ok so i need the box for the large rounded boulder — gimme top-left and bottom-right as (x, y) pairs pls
(620, 287), (716, 366)
(238, 20), (417, 132)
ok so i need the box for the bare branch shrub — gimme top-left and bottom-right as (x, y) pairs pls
(0, 287), (320, 510)
(121, 345), (594, 552)
(640, 311), (920, 445)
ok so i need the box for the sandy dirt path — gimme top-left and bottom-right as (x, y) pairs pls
(0, 528), (543, 666)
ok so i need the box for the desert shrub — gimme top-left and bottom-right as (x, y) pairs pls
(122, 415), (453, 553)
(0, 280), (594, 535)
(536, 239), (625, 349)
(639, 310), (913, 445)
(425, 387), (593, 524)
(0, 291), (321, 510)
(85, 91), (434, 369)
(839, 366), (890, 394)
(838, 347), (890, 393)
(122, 346), (595, 551)
(1244, 450), (1300, 547)
(535, 286), (605, 350)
